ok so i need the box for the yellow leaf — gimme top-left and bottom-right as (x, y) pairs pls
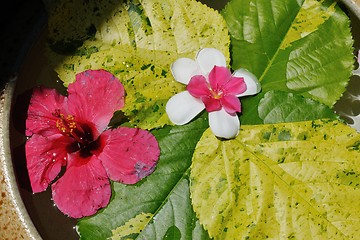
(190, 120), (360, 239)
(48, 0), (230, 130)
(111, 212), (153, 240)
(281, 0), (336, 49)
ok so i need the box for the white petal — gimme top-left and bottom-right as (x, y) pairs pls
(208, 109), (240, 139)
(166, 91), (205, 125)
(233, 68), (261, 97)
(171, 58), (200, 84)
(196, 48), (226, 74)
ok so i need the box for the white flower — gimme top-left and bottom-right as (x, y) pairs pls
(166, 48), (261, 139)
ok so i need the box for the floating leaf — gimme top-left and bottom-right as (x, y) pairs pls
(111, 213), (153, 240)
(137, 178), (210, 240)
(190, 119), (360, 239)
(51, 45), (186, 128)
(280, 0), (336, 49)
(222, 0), (354, 124)
(258, 90), (339, 123)
(77, 116), (210, 240)
(47, 0), (230, 129)
(163, 226), (181, 240)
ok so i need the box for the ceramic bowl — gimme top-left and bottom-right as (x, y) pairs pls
(1, 0), (360, 239)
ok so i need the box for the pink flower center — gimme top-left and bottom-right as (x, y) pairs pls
(53, 109), (101, 158)
(55, 110), (77, 136)
(186, 66), (246, 114)
(210, 88), (223, 99)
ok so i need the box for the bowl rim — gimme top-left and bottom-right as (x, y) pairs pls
(343, 0), (360, 16)
(1, 0), (360, 239)
(1, 79), (42, 240)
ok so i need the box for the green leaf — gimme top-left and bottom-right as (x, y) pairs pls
(77, 116), (210, 240)
(47, 0), (230, 130)
(163, 226), (181, 240)
(222, 0), (354, 124)
(136, 179), (210, 240)
(190, 119), (360, 239)
(258, 90), (339, 123)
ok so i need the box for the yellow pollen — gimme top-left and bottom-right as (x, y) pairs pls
(56, 114), (77, 134)
(211, 89), (223, 99)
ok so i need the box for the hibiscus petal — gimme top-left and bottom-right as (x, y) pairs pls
(208, 109), (240, 139)
(26, 87), (69, 137)
(220, 95), (241, 114)
(208, 66), (232, 90)
(171, 58), (200, 84)
(26, 134), (71, 193)
(233, 68), (261, 97)
(51, 154), (111, 218)
(67, 69), (125, 135)
(196, 48), (226, 74)
(166, 91), (205, 125)
(187, 75), (211, 98)
(99, 127), (160, 184)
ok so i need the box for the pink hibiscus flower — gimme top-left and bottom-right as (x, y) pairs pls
(25, 69), (160, 218)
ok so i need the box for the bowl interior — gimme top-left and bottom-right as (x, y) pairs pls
(8, 1), (360, 239)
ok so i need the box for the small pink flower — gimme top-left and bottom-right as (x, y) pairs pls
(166, 48), (261, 139)
(25, 69), (160, 218)
(186, 66), (247, 114)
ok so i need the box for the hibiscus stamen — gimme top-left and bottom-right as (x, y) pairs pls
(53, 110), (97, 157)
(55, 112), (76, 133)
(53, 109), (85, 144)
(56, 115), (76, 133)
